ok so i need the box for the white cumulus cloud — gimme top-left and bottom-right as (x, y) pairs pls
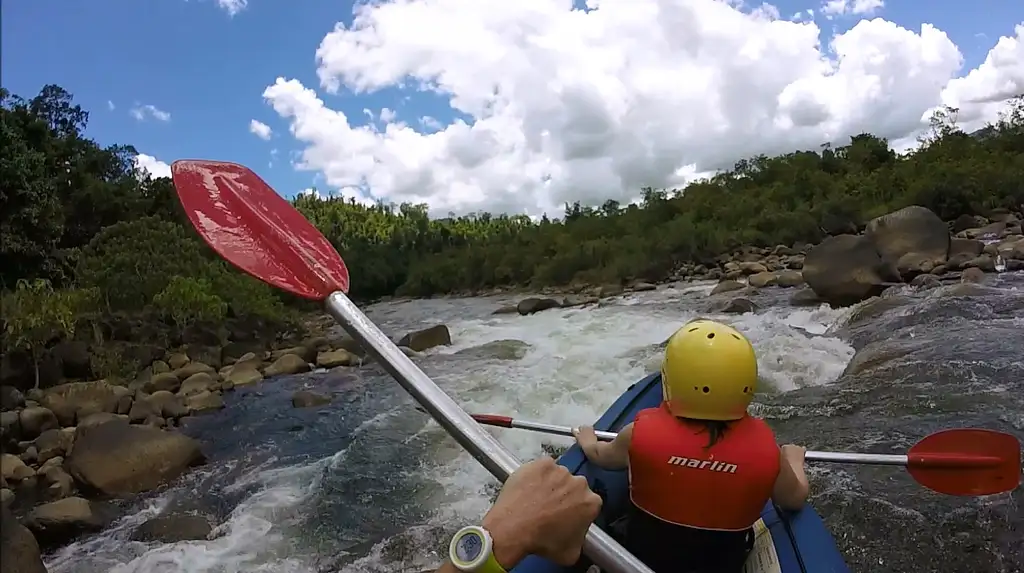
(820, 0), (884, 18)
(135, 154), (172, 179)
(217, 0), (247, 16)
(249, 119), (273, 140)
(130, 104), (171, 122)
(261, 0), (1024, 217)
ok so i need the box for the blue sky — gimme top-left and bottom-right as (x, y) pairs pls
(2, 0), (1020, 204)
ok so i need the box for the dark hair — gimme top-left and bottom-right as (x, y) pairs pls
(691, 420), (731, 450)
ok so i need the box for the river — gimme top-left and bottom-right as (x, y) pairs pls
(42, 274), (1024, 573)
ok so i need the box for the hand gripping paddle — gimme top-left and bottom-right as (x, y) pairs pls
(169, 160), (654, 573)
(472, 415), (1022, 497)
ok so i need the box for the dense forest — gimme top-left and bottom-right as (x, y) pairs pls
(2, 84), (1023, 381)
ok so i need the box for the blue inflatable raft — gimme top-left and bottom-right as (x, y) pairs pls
(510, 372), (850, 573)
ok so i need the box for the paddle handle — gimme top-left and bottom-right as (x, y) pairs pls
(472, 415), (915, 467)
(325, 293), (654, 573)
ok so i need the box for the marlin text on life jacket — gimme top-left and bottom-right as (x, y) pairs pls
(666, 456), (738, 473)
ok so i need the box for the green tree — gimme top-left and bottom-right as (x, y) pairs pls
(152, 276), (228, 329)
(1, 279), (97, 388)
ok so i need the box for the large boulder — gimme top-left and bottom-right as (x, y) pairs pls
(864, 205), (950, 267)
(397, 324), (452, 352)
(516, 298), (562, 316)
(131, 514), (213, 543)
(65, 422), (205, 497)
(1, 505), (47, 573)
(802, 234), (901, 307)
(23, 496), (115, 548)
(40, 380), (123, 427)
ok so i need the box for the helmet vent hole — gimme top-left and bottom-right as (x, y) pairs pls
(706, 332), (715, 339)
(743, 386), (750, 393)
(702, 386), (710, 394)
(688, 327), (699, 332)
(731, 334), (741, 340)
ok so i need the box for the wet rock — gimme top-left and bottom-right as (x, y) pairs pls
(630, 281), (657, 292)
(802, 234), (900, 307)
(963, 254), (997, 272)
(2, 453), (35, 482)
(397, 324), (452, 351)
(178, 372), (215, 397)
(491, 304), (519, 315)
(292, 390), (332, 409)
(317, 349), (356, 368)
(747, 271), (778, 288)
(737, 261), (768, 275)
(166, 353), (190, 370)
(961, 267), (985, 284)
(264, 354), (311, 377)
(269, 345), (317, 364)
(593, 284), (624, 297)
(894, 252), (942, 280)
(38, 465), (74, 502)
(515, 297), (561, 315)
(710, 279), (746, 295)
(185, 391), (224, 413)
(142, 391), (189, 419)
(561, 295), (599, 308)
(1, 505), (47, 573)
(18, 406), (59, 439)
(40, 381), (121, 427)
(865, 205), (950, 265)
(226, 365), (263, 387)
(24, 496), (115, 548)
(34, 428), (74, 464)
(172, 361), (215, 381)
(142, 371), (182, 394)
(131, 514), (213, 543)
(910, 274), (941, 290)
(66, 422), (205, 496)
(453, 340), (532, 361)
(0, 488), (13, 507)
(77, 412), (129, 430)
(709, 297), (759, 314)
(948, 237), (984, 259)
(774, 270), (805, 287)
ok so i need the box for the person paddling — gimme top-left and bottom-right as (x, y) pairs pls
(573, 319), (810, 573)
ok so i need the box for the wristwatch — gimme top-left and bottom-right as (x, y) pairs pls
(448, 525), (508, 572)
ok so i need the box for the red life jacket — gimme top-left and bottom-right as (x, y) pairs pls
(628, 403), (780, 531)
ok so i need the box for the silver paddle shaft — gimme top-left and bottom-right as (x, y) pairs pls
(326, 292), (655, 573)
(502, 418), (911, 466)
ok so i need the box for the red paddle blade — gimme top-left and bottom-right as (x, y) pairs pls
(170, 160), (349, 300)
(472, 414), (514, 428)
(907, 429), (1021, 496)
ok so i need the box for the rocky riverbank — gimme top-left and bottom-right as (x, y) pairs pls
(0, 318), (459, 571)
(495, 205), (1023, 318)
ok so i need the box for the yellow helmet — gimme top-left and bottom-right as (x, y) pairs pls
(661, 319), (758, 421)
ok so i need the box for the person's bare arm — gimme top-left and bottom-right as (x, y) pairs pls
(772, 445), (810, 511)
(574, 423), (633, 470)
(431, 457), (601, 572)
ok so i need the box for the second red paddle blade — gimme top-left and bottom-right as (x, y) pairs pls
(171, 160), (349, 300)
(907, 428), (1021, 496)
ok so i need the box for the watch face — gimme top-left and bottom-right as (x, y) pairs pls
(455, 532), (484, 562)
